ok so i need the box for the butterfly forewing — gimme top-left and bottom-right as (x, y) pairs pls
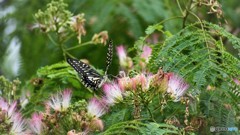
(67, 40), (113, 90)
(67, 58), (104, 90)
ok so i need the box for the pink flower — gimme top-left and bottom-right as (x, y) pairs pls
(233, 78), (240, 85)
(29, 113), (43, 134)
(131, 74), (152, 91)
(47, 93), (62, 111)
(0, 98), (9, 112)
(167, 73), (189, 102)
(46, 89), (72, 111)
(10, 112), (27, 135)
(103, 83), (123, 105)
(139, 45), (152, 70)
(118, 72), (153, 91)
(116, 45), (133, 70)
(116, 45), (127, 66)
(131, 74), (145, 90)
(117, 71), (132, 91)
(0, 98), (18, 120)
(0, 98), (27, 134)
(116, 45), (127, 60)
(62, 89), (72, 110)
(141, 45), (152, 61)
(8, 101), (17, 119)
(87, 98), (108, 118)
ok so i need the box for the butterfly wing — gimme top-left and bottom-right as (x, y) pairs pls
(105, 40), (113, 75)
(67, 58), (103, 90)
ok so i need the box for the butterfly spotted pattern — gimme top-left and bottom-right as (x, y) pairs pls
(67, 40), (113, 90)
(105, 40), (113, 75)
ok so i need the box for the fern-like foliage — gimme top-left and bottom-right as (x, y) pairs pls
(99, 120), (179, 135)
(132, 21), (240, 133)
(147, 22), (239, 92)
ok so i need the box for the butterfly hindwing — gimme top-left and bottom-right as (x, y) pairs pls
(67, 58), (103, 90)
(105, 40), (113, 75)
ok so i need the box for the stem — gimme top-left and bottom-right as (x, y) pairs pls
(184, 98), (190, 126)
(138, 92), (155, 121)
(176, 0), (184, 15)
(61, 33), (75, 43)
(64, 49), (75, 58)
(47, 34), (58, 46)
(188, 11), (211, 60)
(158, 16), (183, 26)
(52, 13), (67, 60)
(133, 98), (140, 119)
(131, 90), (141, 119)
(66, 41), (93, 51)
(182, 0), (193, 28)
(57, 35), (66, 60)
(144, 103), (155, 122)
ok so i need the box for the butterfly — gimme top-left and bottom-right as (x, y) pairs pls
(67, 40), (113, 90)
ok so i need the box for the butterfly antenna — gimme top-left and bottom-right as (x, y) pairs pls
(107, 70), (127, 80)
(105, 39), (113, 76)
(107, 74), (119, 80)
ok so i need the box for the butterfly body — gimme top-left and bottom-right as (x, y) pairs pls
(67, 40), (113, 90)
(67, 58), (106, 90)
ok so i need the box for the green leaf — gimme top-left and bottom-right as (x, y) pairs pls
(139, 122), (179, 135)
(145, 24), (163, 35)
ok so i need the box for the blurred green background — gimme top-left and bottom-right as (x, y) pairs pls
(0, 0), (239, 81)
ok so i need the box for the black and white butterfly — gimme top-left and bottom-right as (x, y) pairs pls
(67, 40), (113, 90)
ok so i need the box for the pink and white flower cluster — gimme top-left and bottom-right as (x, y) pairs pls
(26, 89), (73, 134)
(85, 82), (125, 132)
(117, 70), (190, 102)
(102, 83), (123, 105)
(116, 45), (152, 71)
(115, 44), (190, 101)
(116, 45), (133, 70)
(86, 71), (189, 121)
(166, 73), (190, 102)
(29, 113), (44, 134)
(118, 73), (153, 92)
(0, 98), (27, 134)
(87, 98), (108, 118)
(139, 45), (152, 70)
(86, 82), (124, 118)
(46, 88), (72, 112)
(233, 78), (240, 85)
(0, 89), (73, 135)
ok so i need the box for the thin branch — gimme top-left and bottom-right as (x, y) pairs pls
(182, 0), (193, 28)
(176, 0), (184, 15)
(65, 41), (93, 51)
